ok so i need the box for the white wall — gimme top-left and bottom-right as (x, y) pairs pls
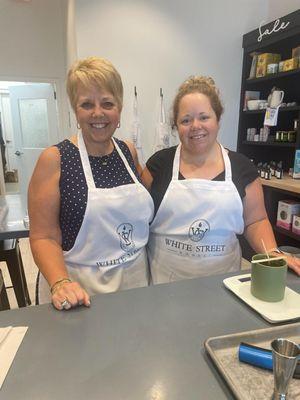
(0, 0), (69, 140)
(0, 0), (297, 158)
(267, 0), (299, 21)
(75, 0), (269, 158)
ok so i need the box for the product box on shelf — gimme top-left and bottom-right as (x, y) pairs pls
(293, 149), (300, 179)
(292, 46), (300, 59)
(243, 91), (260, 110)
(276, 200), (300, 230)
(282, 57), (299, 72)
(278, 61), (285, 72)
(256, 53), (281, 77)
(292, 214), (300, 235)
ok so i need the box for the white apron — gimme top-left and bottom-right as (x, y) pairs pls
(148, 143), (244, 284)
(39, 134), (154, 303)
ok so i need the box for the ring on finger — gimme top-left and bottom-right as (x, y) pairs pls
(61, 299), (71, 309)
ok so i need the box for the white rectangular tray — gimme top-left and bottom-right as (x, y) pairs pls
(223, 273), (300, 323)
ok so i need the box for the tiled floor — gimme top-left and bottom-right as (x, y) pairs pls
(0, 239), (251, 310)
(0, 238), (38, 309)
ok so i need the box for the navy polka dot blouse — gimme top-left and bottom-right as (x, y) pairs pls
(55, 138), (140, 251)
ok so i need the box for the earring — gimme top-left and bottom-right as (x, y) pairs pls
(76, 122), (81, 130)
(117, 122), (120, 128)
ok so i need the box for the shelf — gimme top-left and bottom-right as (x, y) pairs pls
(246, 68), (300, 84)
(274, 225), (300, 242)
(239, 11), (300, 256)
(243, 106), (300, 114)
(261, 175), (300, 194)
(243, 141), (296, 147)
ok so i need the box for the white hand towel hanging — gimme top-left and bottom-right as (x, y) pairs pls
(153, 90), (171, 153)
(130, 90), (145, 167)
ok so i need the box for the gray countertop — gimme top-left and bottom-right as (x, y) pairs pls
(0, 272), (299, 399)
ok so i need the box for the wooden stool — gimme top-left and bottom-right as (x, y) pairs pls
(0, 268), (10, 310)
(0, 239), (31, 307)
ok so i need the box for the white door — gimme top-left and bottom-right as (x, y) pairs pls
(9, 83), (59, 205)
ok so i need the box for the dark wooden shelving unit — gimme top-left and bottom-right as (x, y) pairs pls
(246, 68), (300, 84)
(237, 10), (300, 259)
(274, 225), (300, 241)
(242, 141), (296, 147)
(244, 105), (300, 114)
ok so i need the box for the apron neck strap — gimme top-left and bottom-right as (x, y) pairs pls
(220, 144), (232, 181)
(172, 142), (232, 181)
(112, 138), (139, 183)
(172, 144), (181, 180)
(78, 131), (96, 189)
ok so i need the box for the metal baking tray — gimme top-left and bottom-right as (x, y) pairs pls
(204, 322), (300, 399)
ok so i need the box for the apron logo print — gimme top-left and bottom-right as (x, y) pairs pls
(117, 223), (136, 252)
(188, 219), (210, 242)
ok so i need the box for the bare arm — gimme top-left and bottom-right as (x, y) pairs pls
(243, 178), (300, 275)
(140, 166), (153, 190)
(124, 140), (154, 190)
(243, 178), (276, 252)
(28, 147), (90, 309)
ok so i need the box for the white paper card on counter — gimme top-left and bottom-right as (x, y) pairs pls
(0, 326), (28, 389)
(264, 106), (279, 126)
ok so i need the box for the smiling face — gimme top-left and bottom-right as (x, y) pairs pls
(177, 92), (219, 155)
(75, 83), (120, 153)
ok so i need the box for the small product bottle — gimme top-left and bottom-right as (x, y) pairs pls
(259, 164), (264, 178)
(281, 131), (288, 142)
(288, 131), (296, 143)
(257, 162), (262, 176)
(275, 161), (283, 179)
(265, 165), (271, 180)
(246, 128), (251, 141)
(270, 161), (276, 176)
(261, 163), (267, 178)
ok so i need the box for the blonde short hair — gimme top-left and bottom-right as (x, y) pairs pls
(66, 56), (123, 111)
(172, 76), (224, 127)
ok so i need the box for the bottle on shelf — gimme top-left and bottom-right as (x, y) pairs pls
(275, 161), (283, 179)
(261, 163), (268, 178)
(265, 165), (271, 180)
(270, 161), (276, 176)
(257, 162), (262, 176)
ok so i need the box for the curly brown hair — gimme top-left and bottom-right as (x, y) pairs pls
(172, 76), (224, 127)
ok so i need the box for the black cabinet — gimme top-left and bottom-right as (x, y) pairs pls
(237, 9), (300, 171)
(237, 10), (300, 257)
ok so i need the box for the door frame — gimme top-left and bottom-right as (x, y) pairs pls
(0, 111), (5, 195)
(0, 75), (69, 195)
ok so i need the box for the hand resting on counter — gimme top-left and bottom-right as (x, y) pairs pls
(286, 256), (300, 276)
(51, 281), (91, 311)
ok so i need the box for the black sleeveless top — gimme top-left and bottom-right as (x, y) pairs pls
(55, 138), (140, 251)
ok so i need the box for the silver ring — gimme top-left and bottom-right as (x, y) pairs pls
(61, 299), (70, 308)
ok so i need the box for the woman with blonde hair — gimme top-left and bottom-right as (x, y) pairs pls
(143, 76), (300, 283)
(29, 56), (154, 310)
